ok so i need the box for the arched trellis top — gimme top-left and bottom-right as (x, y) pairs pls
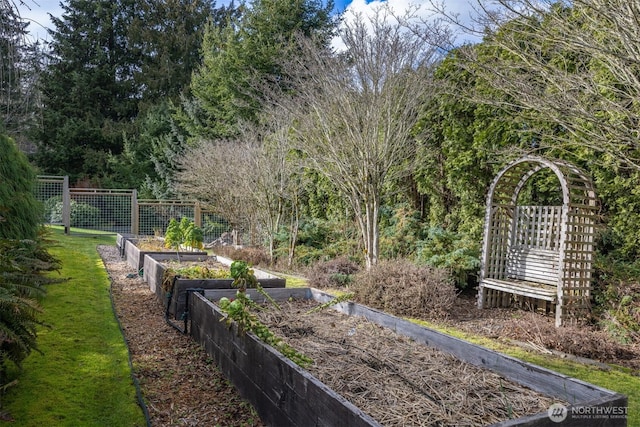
(487, 156), (597, 209)
(477, 156), (599, 327)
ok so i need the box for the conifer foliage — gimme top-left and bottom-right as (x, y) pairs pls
(31, 0), (214, 186)
(0, 130), (62, 390)
(0, 133), (42, 240)
(0, 0), (38, 139)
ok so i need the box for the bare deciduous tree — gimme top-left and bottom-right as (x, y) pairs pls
(271, 7), (445, 269)
(446, 0), (640, 169)
(175, 137), (258, 242)
(176, 113), (304, 263)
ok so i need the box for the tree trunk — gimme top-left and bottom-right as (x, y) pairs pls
(359, 197), (379, 270)
(287, 202), (299, 268)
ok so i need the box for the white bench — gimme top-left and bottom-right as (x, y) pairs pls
(479, 246), (559, 306)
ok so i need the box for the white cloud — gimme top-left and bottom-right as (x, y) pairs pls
(332, 0), (480, 51)
(344, 0), (477, 23)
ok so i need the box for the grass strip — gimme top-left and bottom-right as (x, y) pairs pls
(1, 227), (146, 426)
(411, 318), (638, 426)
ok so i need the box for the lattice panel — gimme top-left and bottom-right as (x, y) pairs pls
(511, 205), (562, 250)
(478, 156), (598, 326)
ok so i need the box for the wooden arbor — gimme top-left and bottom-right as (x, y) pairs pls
(477, 156), (598, 326)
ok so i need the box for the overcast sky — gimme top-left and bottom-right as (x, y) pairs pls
(16, 0), (479, 44)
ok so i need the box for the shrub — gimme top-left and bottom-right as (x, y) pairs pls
(592, 254), (640, 344)
(273, 218), (362, 268)
(351, 259), (458, 319)
(509, 314), (637, 362)
(0, 134), (43, 240)
(43, 196), (63, 224)
(69, 201), (101, 227)
(379, 203), (425, 259)
(306, 256), (361, 289)
(43, 196), (100, 227)
(415, 226), (481, 289)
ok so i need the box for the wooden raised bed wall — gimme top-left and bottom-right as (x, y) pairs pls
(190, 288), (380, 427)
(116, 233), (208, 271)
(143, 254), (286, 319)
(189, 288), (627, 427)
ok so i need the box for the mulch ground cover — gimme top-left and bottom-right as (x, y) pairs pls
(256, 298), (561, 426)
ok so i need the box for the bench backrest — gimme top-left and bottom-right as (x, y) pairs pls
(506, 247), (559, 285)
(506, 206), (562, 286)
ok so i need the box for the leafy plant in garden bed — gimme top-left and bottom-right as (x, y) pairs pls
(165, 217), (204, 252)
(217, 261), (313, 367)
(161, 263), (230, 292)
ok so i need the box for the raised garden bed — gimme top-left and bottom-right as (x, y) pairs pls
(189, 288), (627, 427)
(143, 254), (285, 319)
(117, 234), (208, 271)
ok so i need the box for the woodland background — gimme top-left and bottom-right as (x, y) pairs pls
(2, 0), (640, 355)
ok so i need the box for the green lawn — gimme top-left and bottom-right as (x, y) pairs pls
(1, 227), (146, 426)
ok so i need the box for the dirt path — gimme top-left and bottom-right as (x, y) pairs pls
(99, 244), (263, 427)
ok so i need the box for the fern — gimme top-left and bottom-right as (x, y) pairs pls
(0, 234), (64, 385)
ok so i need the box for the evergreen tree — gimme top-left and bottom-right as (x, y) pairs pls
(185, 0), (336, 140)
(31, 0), (221, 185)
(0, 132), (43, 240)
(0, 1), (25, 132)
(129, 0), (215, 108)
(112, 0), (223, 195)
(0, 132), (62, 388)
(135, 101), (188, 199)
(415, 50), (526, 238)
(0, 0), (41, 143)
(32, 0), (140, 184)
(460, 2), (640, 259)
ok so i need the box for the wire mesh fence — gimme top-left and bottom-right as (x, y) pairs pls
(136, 201), (232, 243)
(200, 210), (233, 244)
(36, 176), (231, 243)
(35, 175), (69, 226)
(70, 188), (136, 234)
(136, 200), (196, 237)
